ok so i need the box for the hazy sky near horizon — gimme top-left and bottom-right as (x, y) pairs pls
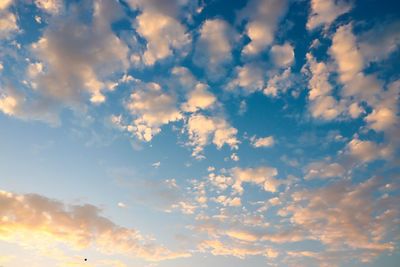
(0, 0), (400, 266)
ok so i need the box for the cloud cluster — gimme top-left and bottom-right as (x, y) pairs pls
(0, 190), (190, 261)
(239, 0), (287, 55)
(124, 81), (182, 141)
(193, 19), (237, 80)
(0, 0), (18, 39)
(186, 114), (239, 158)
(307, 0), (352, 30)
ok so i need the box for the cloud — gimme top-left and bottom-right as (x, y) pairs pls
(231, 166), (280, 194)
(264, 67), (294, 97)
(346, 137), (393, 163)
(0, 85), (59, 123)
(250, 135), (275, 148)
(270, 42), (294, 68)
(119, 80), (182, 142)
(213, 195), (241, 207)
(0, 190), (191, 261)
(181, 83), (216, 112)
(193, 19), (236, 80)
(30, 1), (128, 105)
(34, 0), (62, 14)
(280, 177), (398, 255)
(359, 20), (400, 64)
(330, 24), (363, 83)
(227, 63), (266, 93)
(0, 7), (18, 39)
(199, 239), (265, 259)
(186, 114), (239, 158)
(239, 0), (288, 55)
(364, 80), (399, 133)
(307, 0), (352, 30)
(0, 0), (13, 10)
(134, 10), (190, 65)
(329, 24), (383, 108)
(304, 53), (343, 120)
(304, 161), (345, 180)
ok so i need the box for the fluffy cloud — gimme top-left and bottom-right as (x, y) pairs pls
(280, 177), (398, 255)
(330, 24), (363, 83)
(0, 86), (58, 123)
(181, 83), (216, 112)
(134, 11), (190, 65)
(28, 1), (129, 107)
(307, 0), (352, 30)
(193, 19), (236, 80)
(228, 63), (266, 93)
(304, 161), (345, 180)
(304, 53), (343, 120)
(0, 190), (191, 261)
(330, 24), (382, 107)
(359, 21), (400, 64)
(365, 80), (399, 133)
(239, 0), (287, 55)
(346, 138), (393, 163)
(263, 68), (293, 97)
(199, 239), (265, 259)
(250, 135), (275, 148)
(122, 81), (182, 141)
(0, 5), (18, 39)
(0, 88), (20, 116)
(270, 43), (294, 67)
(231, 166), (280, 194)
(0, 0), (13, 10)
(34, 0), (62, 14)
(186, 114), (239, 158)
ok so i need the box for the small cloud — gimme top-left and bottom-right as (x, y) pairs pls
(152, 161), (161, 168)
(230, 153), (239, 162)
(250, 135), (275, 148)
(117, 202), (127, 208)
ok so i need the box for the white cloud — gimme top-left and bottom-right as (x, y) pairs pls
(228, 63), (266, 93)
(270, 43), (294, 67)
(347, 137), (393, 163)
(330, 24), (363, 83)
(307, 0), (352, 30)
(117, 202), (127, 208)
(359, 21), (400, 64)
(181, 83), (216, 112)
(0, 91), (19, 116)
(134, 11), (190, 65)
(239, 0), (287, 55)
(35, 0), (62, 14)
(365, 80), (399, 133)
(304, 53), (343, 120)
(28, 1), (129, 107)
(213, 195), (241, 207)
(0, 190), (191, 261)
(304, 161), (345, 180)
(0, 0), (13, 10)
(231, 166), (280, 194)
(250, 135), (275, 148)
(230, 153), (239, 162)
(124, 81), (182, 141)
(0, 10), (18, 39)
(186, 114), (239, 158)
(193, 19), (236, 80)
(264, 68), (293, 97)
(152, 161), (161, 168)
(208, 172), (233, 191)
(280, 177), (397, 254)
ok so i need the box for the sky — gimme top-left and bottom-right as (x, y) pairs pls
(0, 0), (399, 266)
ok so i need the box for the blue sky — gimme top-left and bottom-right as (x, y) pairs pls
(0, 0), (399, 266)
